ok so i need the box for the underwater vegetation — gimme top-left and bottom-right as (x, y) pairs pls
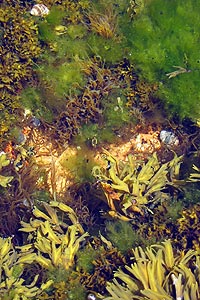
(56, 144), (98, 185)
(79, 237), (126, 294)
(0, 2), (41, 139)
(0, 236), (53, 299)
(85, 0), (128, 64)
(84, 0), (141, 64)
(0, 0), (199, 298)
(104, 239), (200, 300)
(0, 201), (90, 299)
(0, 153), (13, 187)
(50, 57), (142, 145)
(105, 220), (148, 254)
(0, 146), (40, 240)
(19, 87), (54, 122)
(19, 201), (88, 269)
(28, 0), (129, 123)
(122, 0), (200, 121)
(129, 201), (200, 252)
(92, 149), (184, 220)
(188, 164), (200, 183)
(0, 0), (163, 148)
(86, 3), (117, 39)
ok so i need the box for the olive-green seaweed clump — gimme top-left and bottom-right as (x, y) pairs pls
(0, 3), (41, 138)
(122, 0), (200, 121)
(85, 0), (130, 64)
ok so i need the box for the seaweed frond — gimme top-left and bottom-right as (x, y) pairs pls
(19, 201), (89, 270)
(104, 240), (199, 300)
(0, 153), (13, 187)
(87, 5), (117, 39)
(187, 164), (200, 182)
(92, 150), (183, 219)
(0, 236), (52, 299)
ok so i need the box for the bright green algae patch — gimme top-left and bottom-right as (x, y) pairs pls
(123, 0), (200, 120)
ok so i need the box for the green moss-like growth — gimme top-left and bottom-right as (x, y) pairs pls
(73, 123), (116, 148)
(102, 92), (134, 130)
(87, 33), (128, 64)
(73, 89), (135, 147)
(60, 146), (97, 182)
(106, 220), (144, 254)
(38, 59), (86, 97)
(35, 5), (88, 107)
(165, 200), (183, 222)
(45, 6), (66, 26)
(85, 0), (130, 64)
(20, 87), (53, 122)
(76, 245), (100, 273)
(37, 6), (66, 42)
(47, 267), (87, 300)
(122, 0), (200, 121)
(67, 282), (86, 300)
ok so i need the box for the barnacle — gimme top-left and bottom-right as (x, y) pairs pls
(19, 201), (89, 270)
(104, 240), (200, 300)
(92, 150), (183, 219)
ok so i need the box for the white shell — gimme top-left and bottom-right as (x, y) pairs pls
(87, 294), (96, 300)
(30, 4), (49, 16)
(160, 130), (179, 146)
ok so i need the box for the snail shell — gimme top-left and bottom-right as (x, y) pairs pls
(87, 293), (96, 300)
(30, 4), (49, 16)
(159, 130), (179, 146)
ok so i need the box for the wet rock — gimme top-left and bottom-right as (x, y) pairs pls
(160, 130), (179, 146)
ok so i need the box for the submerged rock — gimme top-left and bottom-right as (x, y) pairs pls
(159, 130), (179, 146)
(31, 116), (41, 127)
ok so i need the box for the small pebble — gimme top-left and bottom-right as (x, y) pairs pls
(160, 130), (179, 146)
(31, 116), (41, 127)
(17, 132), (27, 144)
(87, 293), (96, 300)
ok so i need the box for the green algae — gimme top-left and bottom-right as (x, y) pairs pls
(38, 59), (86, 97)
(87, 33), (128, 64)
(20, 87), (54, 122)
(122, 0), (200, 121)
(105, 220), (145, 254)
